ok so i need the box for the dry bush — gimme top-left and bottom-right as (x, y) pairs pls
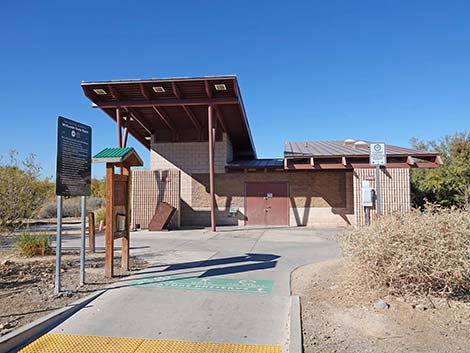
(94, 207), (106, 227)
(15, 232), (53, 257)
(340, 204), (470, 298)
(38, 197), (105, 219)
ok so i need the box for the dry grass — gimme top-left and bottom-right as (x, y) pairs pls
(340, 204), (470, 298)
(15, 232), (53, 257)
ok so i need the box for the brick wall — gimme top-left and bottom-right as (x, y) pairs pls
(150, 133), (232, 174)
(131, 170), (180, 229)
(353, 168), (410, 227)
(183, 171), (354, 227)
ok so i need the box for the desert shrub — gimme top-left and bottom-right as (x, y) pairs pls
(94, 207), (106, 227)
(15, 232), (53, 257)
(38, 197), (105, 219)
(0, 151), (53, 230)
(340, 204), (470, 298)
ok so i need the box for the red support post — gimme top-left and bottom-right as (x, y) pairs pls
(116, 108), (122, 148)
(208, 105), (216, 232)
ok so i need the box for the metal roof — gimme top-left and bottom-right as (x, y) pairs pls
(284, 140), (439, 158)
(93, 147), (133, 159)
(81, 76), (256, 159)
(92, 147), (143, 166)
(227, 159), (284, 169)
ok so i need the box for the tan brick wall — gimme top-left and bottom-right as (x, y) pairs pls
(150, 133), (232, 174)
(182, 171), (354, 227)
(353, 168), (410, 227)
(131, 170), (180, 229)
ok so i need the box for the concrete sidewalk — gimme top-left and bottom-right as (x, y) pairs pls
(38, 227), (340, 351)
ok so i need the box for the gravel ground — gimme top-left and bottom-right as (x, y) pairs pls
(291, 259), (470, 353)
(0, 249), (147, 336)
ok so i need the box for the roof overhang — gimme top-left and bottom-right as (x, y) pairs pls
(81, 76), (256, 159)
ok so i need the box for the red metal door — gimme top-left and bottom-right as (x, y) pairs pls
(245, 182), (288, 226)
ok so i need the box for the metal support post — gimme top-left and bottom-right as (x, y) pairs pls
(80, 196), (86, 285)
(54, 196), (63, 295)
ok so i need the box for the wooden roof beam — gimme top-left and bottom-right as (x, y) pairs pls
(171, 82), (182, 99)
(172, 81), (202, 134)
(204, 80), (212, 99)
(139, 83), (151, 100)
(182, 105), (202, 132)
(214, 106), (228, 133)
(152, 106), (178, 140)
(125, 107), (152, 135)
(93, 97), (239, 109)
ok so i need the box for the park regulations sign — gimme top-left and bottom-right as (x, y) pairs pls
(369, 142), (386, 166)
(56, 116), (92, 196)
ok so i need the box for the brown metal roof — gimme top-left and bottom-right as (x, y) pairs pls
(284, 140), (439, 158)
(81, 76), (256, 159)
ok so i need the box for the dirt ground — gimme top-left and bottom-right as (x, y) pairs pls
(0, 249), (147, 336)
(291, 259), (470, 353)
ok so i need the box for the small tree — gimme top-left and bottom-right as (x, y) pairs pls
(91, 177), (106, 198)
(0, 151), (52, 231)
(410, 131), (470, 208)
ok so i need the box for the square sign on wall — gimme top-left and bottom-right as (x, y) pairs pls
(369, 142), (386, 166)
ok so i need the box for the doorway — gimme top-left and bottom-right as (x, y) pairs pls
(245, 182), (289, 226)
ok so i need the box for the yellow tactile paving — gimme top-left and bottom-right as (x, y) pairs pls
(19, 333), (281, 353)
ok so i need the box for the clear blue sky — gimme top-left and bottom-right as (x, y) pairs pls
(1, 0), (469, 179)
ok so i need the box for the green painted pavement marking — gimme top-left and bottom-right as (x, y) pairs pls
(132, 276), (273, 294)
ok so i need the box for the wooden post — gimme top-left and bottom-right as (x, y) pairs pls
(88, 211), (95, 253)
(208, 105), (216, 232)
(121, 165), (130, 271)
(105, 163), (114, 277)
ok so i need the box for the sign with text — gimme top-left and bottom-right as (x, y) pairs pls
(56, 116), (92, 196)
(369, 142), (386, 166)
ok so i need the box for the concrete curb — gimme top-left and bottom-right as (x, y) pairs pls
(0, 289), (105, 353)
(288, 295), (302, 353)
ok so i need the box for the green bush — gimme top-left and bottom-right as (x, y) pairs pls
(340, 204), (470, 298)
(15, 232), (53, 257)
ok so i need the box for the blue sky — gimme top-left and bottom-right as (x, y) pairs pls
(1, 0), (469, 178)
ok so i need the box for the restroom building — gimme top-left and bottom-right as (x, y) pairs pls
(81, 76), (440, 229)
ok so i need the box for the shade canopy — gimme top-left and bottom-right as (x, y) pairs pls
(81, 76), (256, 160)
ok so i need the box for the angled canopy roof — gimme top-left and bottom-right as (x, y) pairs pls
(93, 147), (143, 167)
(81, 76), (256, 159)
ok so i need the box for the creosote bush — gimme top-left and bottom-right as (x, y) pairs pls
(340, 204), (470, 298)
(15, 232), (53, 257)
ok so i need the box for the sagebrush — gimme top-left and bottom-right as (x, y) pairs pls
(340, 205), (470, 298)
(15, 232), (53, 257)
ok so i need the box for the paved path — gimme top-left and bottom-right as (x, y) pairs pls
(31, 227), (340, 352)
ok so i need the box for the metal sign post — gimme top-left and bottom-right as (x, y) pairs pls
(55, 116), (92, 294)
(369, 142), (386, 217)
(80, 196), (86, 285)
(54, 196), (63, 295)
(375, 165), (382, 216)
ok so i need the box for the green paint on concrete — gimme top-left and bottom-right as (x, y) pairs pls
(132, 276), (273, 294)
